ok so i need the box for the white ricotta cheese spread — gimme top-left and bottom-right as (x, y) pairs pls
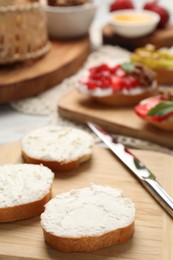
(41, 184), (135, 237)
(22, 126), (94, 162)
(0, 164), (54, 208)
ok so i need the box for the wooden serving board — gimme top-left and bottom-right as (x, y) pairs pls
(58, 90), (173, 149)
(0, 142), (172, 259)
(102, 24), (173, 51)
(0, 37), (90, 103)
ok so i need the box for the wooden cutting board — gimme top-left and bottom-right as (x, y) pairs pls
(102, 24), (173, 51)
(0, 37), (90, 103)
(58, 90), (173, 149)
(0, 142), (172, 259)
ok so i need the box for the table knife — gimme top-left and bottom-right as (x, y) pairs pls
(88, 121), (173, 218)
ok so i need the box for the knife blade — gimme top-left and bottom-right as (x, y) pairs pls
(88, 121), (173, 218)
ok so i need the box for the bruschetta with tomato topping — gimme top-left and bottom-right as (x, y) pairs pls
(135, 90), (173, 131)
(78, 62), (158, 106)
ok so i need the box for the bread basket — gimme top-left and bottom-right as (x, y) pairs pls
(0, 0), (50, 64)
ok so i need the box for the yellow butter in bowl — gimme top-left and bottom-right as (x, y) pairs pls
(113, 13), (154, 23)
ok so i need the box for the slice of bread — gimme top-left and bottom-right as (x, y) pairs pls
(155, 68), (173, 86)
(79, 80), (158, 107)
(0, 164), (54, 222)
(146, 119), (173, 131)
(92, 84), (158, 106)
(41, 184), (136, 252)
(21, 126), (94, 172)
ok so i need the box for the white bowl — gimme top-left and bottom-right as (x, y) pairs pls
(44, 1), (98, 39)
(109, 10), (160, 38)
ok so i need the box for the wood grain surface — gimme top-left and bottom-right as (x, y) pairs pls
(102, 24), (173, 51)
(0, 37), (90, 103)
(58, 90), (173, 149)
(0, 142), (172, 259)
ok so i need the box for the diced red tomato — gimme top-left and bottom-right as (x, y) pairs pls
(127, 76), (139, 88)
(87, 82), (98, 90)
(115, 68), (126, 78)
(89, 64), (110, 75)
(111, 76), (124, 91)
(80, 63), (145, 93)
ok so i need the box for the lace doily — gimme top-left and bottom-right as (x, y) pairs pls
(10, 45), (173, 155)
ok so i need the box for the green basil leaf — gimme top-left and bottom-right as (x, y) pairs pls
(147, 101), (173, 116)
(122, 62), (135, 73)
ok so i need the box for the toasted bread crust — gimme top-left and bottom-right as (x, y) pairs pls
(22, 151), (92, 172)
(92, 87), (158, 106)
(155, 68), (173, 85)
(0, 192), (51, 223)
(42, 222), (135, 252)
(149, 120), (173, 131)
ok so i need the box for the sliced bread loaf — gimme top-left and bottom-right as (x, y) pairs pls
(0, 164), (54, 222)
(21, 126), (94, 172)
(41, 184), (135, 252)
